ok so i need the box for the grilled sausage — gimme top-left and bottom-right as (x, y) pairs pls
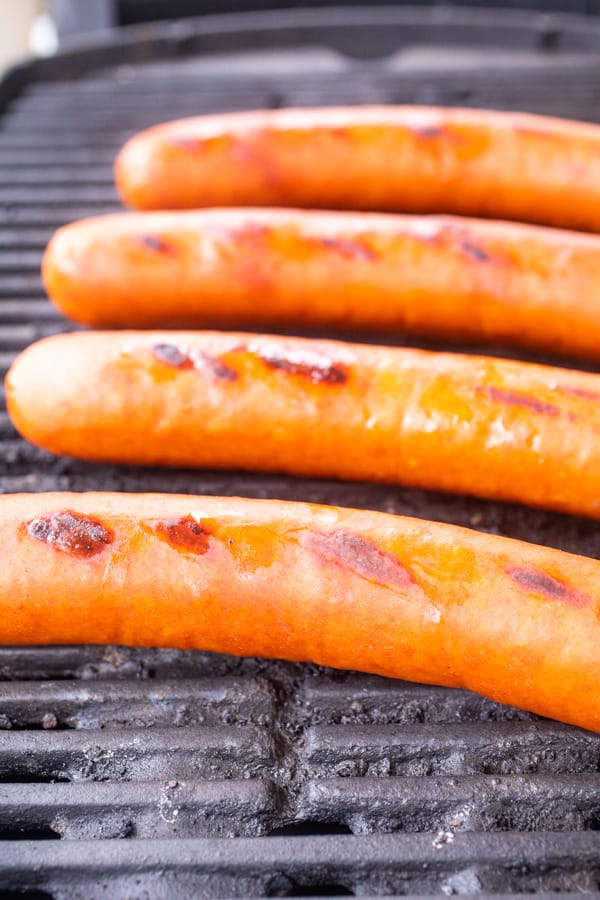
(1, 490), (600, 731)
(115, 106), (600, 231)
(42, 208), (600, 360)
(8, 330), (600, 519)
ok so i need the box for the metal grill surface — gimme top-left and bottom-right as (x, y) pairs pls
(1, 8), (600, 899)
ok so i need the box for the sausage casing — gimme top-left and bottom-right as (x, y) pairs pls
(115, 106), (600, 231)
(1, 491), (599, 732)
(8, 330), (600, 519)
(42, 208), (600, 362)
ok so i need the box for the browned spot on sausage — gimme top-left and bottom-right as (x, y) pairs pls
(508, 566), (589, 609)
(413, 125), (444, 138)
(152, 343), (194, 369)
(231, 142), (259, 164)
(479, 386), (560, 416)
(236, 222), (269, 242)
(258, 346), (347, 385)
(140, 234), (175, 255)
(154, 516), (211, 554)
(320, 236), (377, 261)
(194, 350), (238, 381)
(152, 344), (237, 380)
(329, 127), (351, 141)
(558, 384), (600, 401)
(458, 239), (491, 263)
(514, 126), (553, 140)
(307, 530), (414, 591)
(26, 511), (113, 558)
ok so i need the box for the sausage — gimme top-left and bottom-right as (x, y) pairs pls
(115, 106), (600, 231)
(8, 330), (600, 519)
(1, 490), (599, 732)
(42, 208), (600, 360)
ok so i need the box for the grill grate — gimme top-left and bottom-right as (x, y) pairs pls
(2, 8), (600, 898)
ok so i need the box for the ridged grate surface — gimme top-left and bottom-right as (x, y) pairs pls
(1, 8), (600, 898)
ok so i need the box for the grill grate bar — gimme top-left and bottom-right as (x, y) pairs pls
(300, 775), (600, 833)
(0, 229), (57, 247)
(297, 675), (537, 724)
(0, 726), (275, 783)
(0, 646), (271, 681)
(0, 251), (54, 271)
(0, 779), (277, 840)
(0, 302), (61, 323)
(304, 723), (600, 777)
(1, 773), (598, 842)
(0, 676), (275, 729)
(0, 187), (119, 205)
(0, 169), (113, 187)
(0, 150), (119, 166)
(2, 833), (599, 898)
(0, 323), (62, 345)
(0, 278), (47, 297)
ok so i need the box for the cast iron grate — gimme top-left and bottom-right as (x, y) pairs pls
(1, 7), (600, 898)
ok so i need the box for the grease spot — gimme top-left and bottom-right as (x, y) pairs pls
(258, 345), (347, 385)
(154, 516), (211, 554)
(140, 234), (175, 255)
(26, 511), (113, 558)
(220, 522), (280, 572)
(321, 236), (377, 261)
(508, 566), (589, 609)
(307, 530), (414, 591)
(480, 386), (559, 416)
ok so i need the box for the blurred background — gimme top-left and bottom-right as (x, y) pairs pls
(1, 0), (600, 74)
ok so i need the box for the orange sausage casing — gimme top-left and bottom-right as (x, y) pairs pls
(8, 330), (600, 520)
(42, 208), (600, 361)
(2, 491), (600, 732)
(115, 106), (600, 231)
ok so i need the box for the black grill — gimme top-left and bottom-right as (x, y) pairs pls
(2, 7), (600, 898)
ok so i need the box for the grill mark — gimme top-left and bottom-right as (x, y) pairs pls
(152, 343), (194, 369)
(480, 386), (560, 416)
(458, 239), (491, 263)
(140, 234), (175, 255)
(258, 346), (348, 385)
(152, 344), (238, 380)
(412, 125), (444, 138)
(154, 516), (211, 554)
(307, 530), (414, 591)
(26, 511), (113, 558)
(558, 384), (600, 401)
(508, 567), (590, 610)
(320, 236), (377, 261)
(194, 351), (238, 381)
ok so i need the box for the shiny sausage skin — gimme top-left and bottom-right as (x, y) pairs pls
(8, 330), (600, 519)
(1, 490), (600, 732)
(115, 106), (600, 231)
(42, 208), (600, 360)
